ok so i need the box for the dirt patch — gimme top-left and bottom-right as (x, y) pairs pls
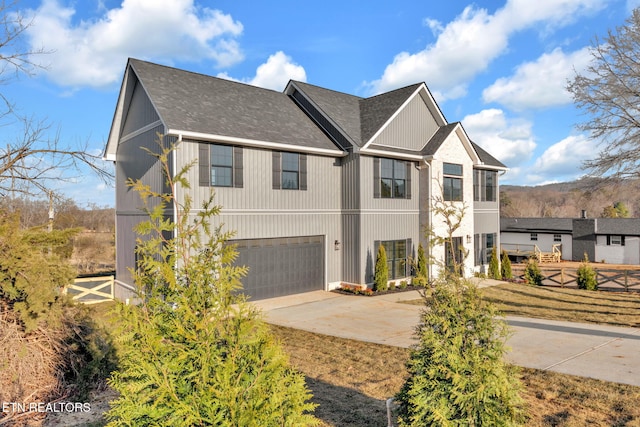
(42, 388), (116, 426)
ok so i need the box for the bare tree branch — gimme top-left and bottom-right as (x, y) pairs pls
(568, 9), (640, 181)
(0, 1), (113, 199)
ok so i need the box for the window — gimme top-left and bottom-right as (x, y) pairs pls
(282, 152), (299, 189)
(199, 143), (243, 188)
(554, 234), (562, 242)
(443, 162), (463, 201)
(380, 239), (408, 280)
(530, 233), (538, 241)
(273, 151), (307, 190)
(608, 235), (625, 246)
(375, 158), (411, 199)
(445, 236), (464, 276)
(473, 169), (497, 202)
(210, 144), (233, 187)
(474, 233), (496, 266)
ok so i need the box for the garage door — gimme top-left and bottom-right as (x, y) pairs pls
(232, 235), (325, 300)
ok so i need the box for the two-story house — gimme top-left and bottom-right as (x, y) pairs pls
(104, 59), (506, 300)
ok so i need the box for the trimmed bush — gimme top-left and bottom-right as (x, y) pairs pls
(524, 258), (544, 286)
(488, 246), (501, 279)
(374, 244), (389, 292)
(396, 278), (524, 426)
(577, 253), (598, 291)
(501, 250), (513, 280)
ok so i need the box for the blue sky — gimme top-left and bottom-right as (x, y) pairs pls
(4, 0), (640, 207)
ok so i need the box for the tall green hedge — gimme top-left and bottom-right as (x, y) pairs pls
(488, 246), (501, 280)
(374, 244), (389, 292)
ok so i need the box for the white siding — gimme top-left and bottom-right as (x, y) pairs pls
(429, 132), (475, 277)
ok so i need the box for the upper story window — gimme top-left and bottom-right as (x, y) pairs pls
(554, 234), (562, 242)
(373, 157), (411, 199)
(381, 158), (406, 198)
(530, 233), (538, 241)
(199, 143), (243, 188)
(210, 144), (233, 187)
(443, 162), (463, 201)
(473, 169), (497, 202)
(273, 151), (307, 190)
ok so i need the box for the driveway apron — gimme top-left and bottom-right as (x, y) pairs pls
(254, 290), (640, 387)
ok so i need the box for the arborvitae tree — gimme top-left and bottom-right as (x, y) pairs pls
(0, 210), (78, 332)
(524, 258), (544, 286)
(106, 140), (318, 426)
(396, 198), (524, 426)
(0, 210), (115, 421)
(488, 246), (501, 280)
(577, 253), (598, 291)
(397, 279), (524, 426)
(416, 242), (428, 283)
(501, 250), (513, 280)
(374, 244), (389, 292)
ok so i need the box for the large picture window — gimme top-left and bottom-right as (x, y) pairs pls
(443, 162), (463, 201)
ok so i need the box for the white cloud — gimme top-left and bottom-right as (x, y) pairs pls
(462, 108), (536, 167)
(365, 0), (605, 97)
(217, 51), (306, 91)
(482, 47), (592, 110)
(529, 134), (596, 182)
(23, 0), (244, 88)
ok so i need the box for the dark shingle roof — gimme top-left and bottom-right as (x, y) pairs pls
(421, 123), (458, 156)
(359, 84), (422, 143)
(501, 218), (574, 233)
(129, 59), (339, 152)
(292, 81), (423, 147)
(594, 218), (640, 235)
(288, 81), (363, 146)
(472, 141), (506, 169)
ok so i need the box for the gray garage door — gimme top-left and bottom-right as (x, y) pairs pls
(232, 235), (325, 300)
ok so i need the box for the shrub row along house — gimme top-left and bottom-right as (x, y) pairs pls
(104, 58), (506, 300)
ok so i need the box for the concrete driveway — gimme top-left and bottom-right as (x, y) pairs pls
(254, 289), (640, 387)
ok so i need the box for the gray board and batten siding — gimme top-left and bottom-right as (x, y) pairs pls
(108, 58), (507, 301)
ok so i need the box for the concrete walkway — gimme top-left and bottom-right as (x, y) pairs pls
(254, 287), (640, 387)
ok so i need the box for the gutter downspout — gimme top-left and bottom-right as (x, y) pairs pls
(421, 158), (432, 282)
(174, 133), (182, 243)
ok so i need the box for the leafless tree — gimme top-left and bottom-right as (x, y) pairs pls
(0, 0), (112, 198)
(567, 8), (640, 180)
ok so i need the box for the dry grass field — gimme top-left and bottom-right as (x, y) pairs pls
(46, 283), (640, 426)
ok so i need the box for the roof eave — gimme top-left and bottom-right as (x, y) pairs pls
(167, 129), (347, 157)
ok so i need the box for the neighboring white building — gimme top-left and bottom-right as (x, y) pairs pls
(501, 217), (640, 265)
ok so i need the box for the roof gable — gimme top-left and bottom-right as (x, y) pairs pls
(286, 81), (363, 146)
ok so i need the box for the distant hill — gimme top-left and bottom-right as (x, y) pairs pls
(500, 177), (640, 218)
